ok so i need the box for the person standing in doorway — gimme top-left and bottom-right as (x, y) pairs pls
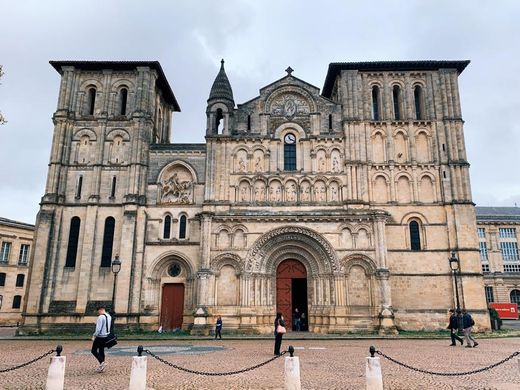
(215, 315), (223, 340)
(293, 308), (301, 331)
(447, 309), (463, 346)
(274, 312), (286, 356)
(462, 309), (478, 348)
(91, 305), (112, 372)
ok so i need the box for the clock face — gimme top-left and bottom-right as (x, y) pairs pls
(284, 133), (296, 144)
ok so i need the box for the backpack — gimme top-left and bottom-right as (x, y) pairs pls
(103, 314), (118, 349)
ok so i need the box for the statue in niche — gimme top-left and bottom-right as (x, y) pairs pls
(161, 172), (193, 204)
(270, 182), (282, 202)
(332, 156), (340, 172)
(314, 183), (326, 202)
(239, 185), (248, 202)
(254, 182), (265, 202)
(300, 183), (311, 202)
(254, 156), (263, 172)
(238, 157), (246, 172)
(286, 183), (297, 202)
(318, 156), (326, 172)
(330, 184), (339, 201)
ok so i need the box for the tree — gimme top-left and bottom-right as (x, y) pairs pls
(0, 65), (6, 125)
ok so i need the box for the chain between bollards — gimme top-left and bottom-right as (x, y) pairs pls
(143, 347), (287, 376)
(0, 345), (61, 373)
(370, 345), (520, 376)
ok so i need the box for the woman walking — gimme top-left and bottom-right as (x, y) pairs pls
(215, 315), (223, 340)
(273, 312), (286, 356)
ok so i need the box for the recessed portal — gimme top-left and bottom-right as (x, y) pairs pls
(276, 259), (308, 331)
(160, 283), (185, 330)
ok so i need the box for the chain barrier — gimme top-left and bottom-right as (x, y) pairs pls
(375, 349), (520, 377)
(144, 348), (286, 376)
(0, 349), (56, 373)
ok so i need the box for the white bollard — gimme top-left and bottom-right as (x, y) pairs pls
(517, 356), (520, 374)
(366, 346), (384, 390)
(129, 346), (147, 390)
(45, 355), (66, 390)
(284, 346), (301, 390)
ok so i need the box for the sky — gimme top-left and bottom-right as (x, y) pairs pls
(0, 0), (519, 224)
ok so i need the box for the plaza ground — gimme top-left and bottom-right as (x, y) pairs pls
(0, 337), (519, 389)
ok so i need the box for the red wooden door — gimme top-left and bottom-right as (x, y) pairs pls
(160, 283), (185, 330)
(276, 260), (307, 329)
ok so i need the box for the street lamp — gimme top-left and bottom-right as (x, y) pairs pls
(449, 251), (463, 332)
(111, 255), (122, 317)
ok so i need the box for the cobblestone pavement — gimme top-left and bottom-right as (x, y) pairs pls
(0, 338), (519, 389)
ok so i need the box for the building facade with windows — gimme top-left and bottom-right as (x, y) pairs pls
(477, 207), (520, 309)
(22, 59), (489, 334)
(0, 217), (34, 325)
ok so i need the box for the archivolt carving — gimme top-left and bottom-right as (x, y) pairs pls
(210, 253), (243, 273)
(341, 254), (377, 275)
(245, 226), (338, 273)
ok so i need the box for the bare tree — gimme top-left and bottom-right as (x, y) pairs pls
(0, 65), (6, 124)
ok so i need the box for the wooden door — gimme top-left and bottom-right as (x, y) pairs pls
(160, 283), (185, 330)
(276, 260), (307, 329)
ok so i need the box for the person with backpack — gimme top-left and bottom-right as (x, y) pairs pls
(91, 305), (112, 372)
(462, 309), (478, 348)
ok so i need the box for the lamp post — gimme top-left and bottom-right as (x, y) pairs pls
(449, 251), (463, 332)
(111, 255), (122, 317)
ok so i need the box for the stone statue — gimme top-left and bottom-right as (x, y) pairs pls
(161, 172), (193, 204)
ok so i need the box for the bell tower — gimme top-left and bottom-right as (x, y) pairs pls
(206, 59), (235, 136)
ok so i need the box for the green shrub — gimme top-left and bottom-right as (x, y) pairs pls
(488, 307), (503, 329)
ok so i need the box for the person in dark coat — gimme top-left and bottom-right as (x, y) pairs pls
(273, 312), (286, 355)
(462, 309), (478, 348)
(215, 315), (222, 340)
(447, 309), (463, 346)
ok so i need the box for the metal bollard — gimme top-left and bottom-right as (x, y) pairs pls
(284, 346), (301, 390)
(129, 345), (147, 390)
(46, 345), (65, 390)
(366, 346), (383, 390)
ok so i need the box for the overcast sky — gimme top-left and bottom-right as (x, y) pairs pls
(1, 0), (519, 224)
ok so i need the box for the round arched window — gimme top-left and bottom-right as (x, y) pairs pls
(168, 263), (182, 277)
(510, 289), (520, 304)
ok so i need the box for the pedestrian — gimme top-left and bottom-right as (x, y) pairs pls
(462, 309), (478, 348)
(215, 315), (223, 340)
(447, 309), (463, 346)
(91, 305), (112, 372)
(274, 312), (286, 356)
(301, 312), (307, 331)
(293, 308), (301, 331)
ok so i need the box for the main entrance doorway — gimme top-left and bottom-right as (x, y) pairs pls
(160, 283), (185, 330)
(276, 259), (308, 331)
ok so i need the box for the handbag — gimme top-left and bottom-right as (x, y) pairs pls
(276, 324), (287, 334)
(103, 314), (118, 349)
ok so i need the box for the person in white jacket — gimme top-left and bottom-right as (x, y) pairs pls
(91, 305), (112, 372)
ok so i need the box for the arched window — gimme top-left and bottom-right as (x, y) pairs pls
(163, 215), (171, 239)
(216, 108), (224, 134)
(12, 295), (22, 309)
(371, 86), (381, 121)
(393, 85), (402, 120)
(511, 289), (520, 305)
(100, 217), (115, 267)
(414, 85), (424, 120)
(110, 176), (117, 198)
(119, 88), (128, 116)
(76, 176), (83, 199)
(179, 215), (187, 239)
(87, 87), (96, 115)
(409, 220), (421, 251)
(0, 272), (5, 286)
(283, 133), (297, 171)
(65, 217), (81, 267)
(15, 274), (24, 287)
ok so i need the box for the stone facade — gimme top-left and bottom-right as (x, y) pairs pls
(0, 217), (34, 325)
(476, 207), (520, 309)
(21, 59), (490, 334)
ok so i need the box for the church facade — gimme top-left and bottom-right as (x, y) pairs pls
(21, 59), (490, 334)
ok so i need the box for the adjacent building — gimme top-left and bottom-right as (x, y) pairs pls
(0, 217), (34, 325)
(21, 59), (490, 334)
(477, 207), (520, 308)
